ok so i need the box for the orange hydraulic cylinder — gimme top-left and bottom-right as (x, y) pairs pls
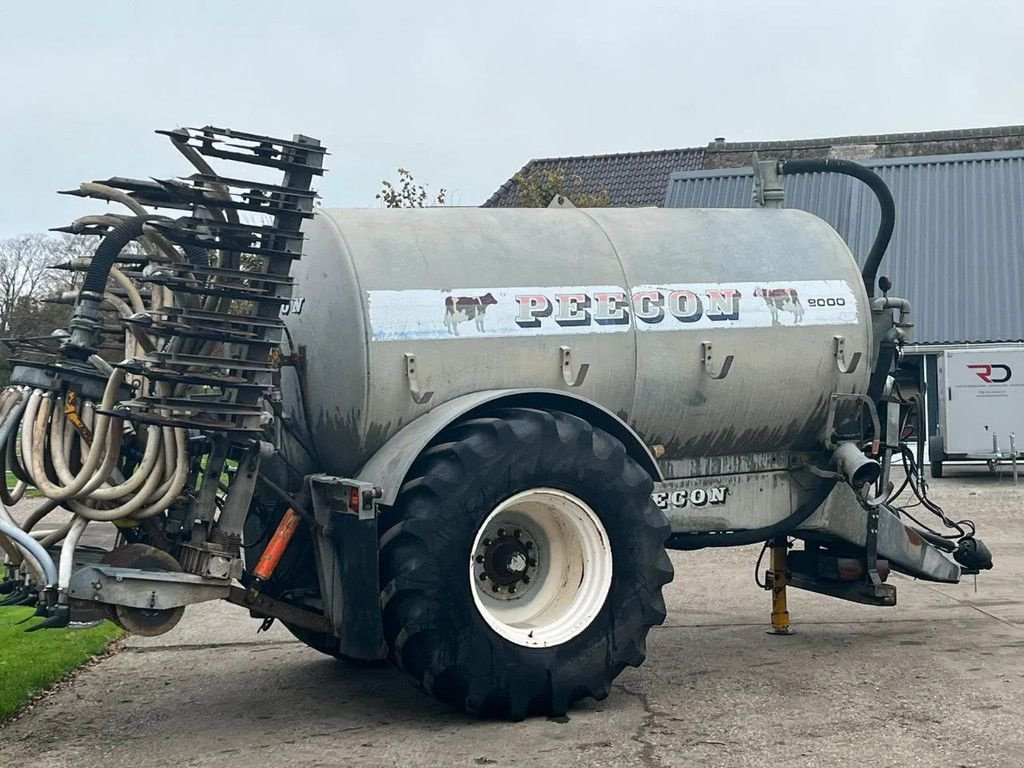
(247, 508), (302, 600)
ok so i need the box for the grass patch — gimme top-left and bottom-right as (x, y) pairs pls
(3, 471), (41, 499)
(0, 606), (124, 719)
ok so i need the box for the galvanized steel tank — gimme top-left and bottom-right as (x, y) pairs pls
(286, 207), (872, 476)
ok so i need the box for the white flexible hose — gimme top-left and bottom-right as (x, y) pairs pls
(0, 182), (200, 561)
(24, 372), (123, 501)
(1, 368), (187, 529)
(57, 516), (89, 591)
(108, 267), (147, 314)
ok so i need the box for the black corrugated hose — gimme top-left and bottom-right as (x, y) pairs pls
(79, 216), (209, 296)
(779, 158), (896, 297)
(79, 217), (150, 295)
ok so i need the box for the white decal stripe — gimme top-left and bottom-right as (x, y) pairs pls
(368, 285), (628, 341)
(631, 280), (858, 331)
(367, 280), (859, 341)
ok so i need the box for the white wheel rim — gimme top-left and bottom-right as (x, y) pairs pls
(469, 488), (612, 648)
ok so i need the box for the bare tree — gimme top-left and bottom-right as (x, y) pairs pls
(0, 233), (88, 382)
(46, 233), (96, 290)
(0, 234), (56, 333)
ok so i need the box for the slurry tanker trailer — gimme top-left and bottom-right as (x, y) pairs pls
(0, 127), (991, 720)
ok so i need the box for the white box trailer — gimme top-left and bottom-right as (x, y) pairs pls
(931, 347), (1024, 476)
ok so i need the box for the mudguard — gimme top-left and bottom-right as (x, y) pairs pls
(355, 388), (661, 506)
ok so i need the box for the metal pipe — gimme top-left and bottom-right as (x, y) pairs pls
(834, 441), (882, 489)
(1011, 433), (1018, 485)
(871, 296), (912, 341)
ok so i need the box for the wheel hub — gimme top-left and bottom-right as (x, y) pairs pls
(469, 488), (614, 647)
(475, 526), (539, 598)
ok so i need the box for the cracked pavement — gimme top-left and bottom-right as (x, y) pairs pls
(2, 467), (1023, 767)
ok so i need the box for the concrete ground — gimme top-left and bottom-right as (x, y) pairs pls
(1, 466), (1022, 768)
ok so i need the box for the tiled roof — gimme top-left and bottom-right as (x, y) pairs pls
(485, 125), (1024, 208)
(482, 147), (706, 208)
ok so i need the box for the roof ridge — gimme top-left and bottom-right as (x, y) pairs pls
(707, 124), (1024, 151)
(527, 146), (704, 164)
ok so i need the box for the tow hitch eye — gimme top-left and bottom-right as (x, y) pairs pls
(954, 537), (993, 573)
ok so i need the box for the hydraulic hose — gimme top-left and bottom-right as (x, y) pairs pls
(668, 478), (837, 550)
(779, 158), (895, 297)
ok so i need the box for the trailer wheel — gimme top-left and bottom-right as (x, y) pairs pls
(379, 408), (673, 720)
(930, 460), (943, 478)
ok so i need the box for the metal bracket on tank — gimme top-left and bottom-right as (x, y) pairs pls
(701, 341), (734, 380)
(404, 353), (434, 405)
(559, 346), (589, 387)
(833, 336), (862, 375)
(751, 152), (785, 209)
(824, 393), (881, 452)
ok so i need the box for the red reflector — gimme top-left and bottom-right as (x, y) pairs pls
(348, 487), (360, 512)
(836, 558), (864, 581)
(836, 557), (890, 582)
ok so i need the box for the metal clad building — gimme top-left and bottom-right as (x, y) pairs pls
(664, 151), (1024, 348)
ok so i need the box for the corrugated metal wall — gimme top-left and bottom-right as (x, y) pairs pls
(664, 151), (1024, 345)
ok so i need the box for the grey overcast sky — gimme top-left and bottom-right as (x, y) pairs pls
(1, 0), (1022, 237)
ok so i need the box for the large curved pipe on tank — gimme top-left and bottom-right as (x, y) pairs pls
(354, 388), (662, 507)
(778, 158), (896, 298)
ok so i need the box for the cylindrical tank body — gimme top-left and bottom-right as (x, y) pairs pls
(286, 207), (872, 476)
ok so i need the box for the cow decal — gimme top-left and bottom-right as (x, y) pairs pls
(754, 287), (804, 325)
(443, 292), (498, 335)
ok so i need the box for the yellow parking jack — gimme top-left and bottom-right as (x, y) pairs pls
(767, 538), (794, 635)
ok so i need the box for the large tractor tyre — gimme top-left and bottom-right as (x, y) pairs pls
(379, 407), (674, 720)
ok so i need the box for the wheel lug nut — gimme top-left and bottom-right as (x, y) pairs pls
(492, 584), (500, 592)
(508, 585), (516, 594)
(522, 575), (530, 584)
(513, 529), (521, 539)
(482, 538), (491, 546)
(479, 573), (488, 581)
(496, 529), (505, 537)
(524, 541), (533, 550)
(526, 558), (536, 568)
(475, 555), (484, 564)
